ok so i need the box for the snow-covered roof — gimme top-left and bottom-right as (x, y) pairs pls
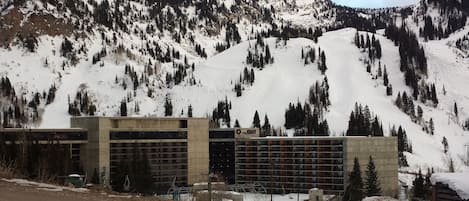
(431, 172), (469, 200)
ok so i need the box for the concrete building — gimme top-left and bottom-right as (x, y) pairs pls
(234, 136), (398, 197)
(70, 116), (209, 187)
(1, 117), (398, 197)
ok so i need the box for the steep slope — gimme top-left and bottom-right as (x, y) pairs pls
(320, 28), (469, 176)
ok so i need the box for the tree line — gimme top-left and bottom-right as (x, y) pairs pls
(354, 32), (382, 63)
(346, 103), (383, 137)
(284, 78), (330, 136)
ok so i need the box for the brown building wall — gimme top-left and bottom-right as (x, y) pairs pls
(187, 118), (210, 184)
(345, 137), (398, 197)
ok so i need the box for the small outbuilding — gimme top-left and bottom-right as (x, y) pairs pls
(431, 172), (469, 201)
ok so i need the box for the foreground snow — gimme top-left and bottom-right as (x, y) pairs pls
(1, 178), (88, 193)
(363, 196), (399, 201)
(178, 192), (310, 201)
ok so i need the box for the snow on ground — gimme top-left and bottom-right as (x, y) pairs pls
(431, 172), (469, 200)
(1, 178), (88, 193)
(170, 37), (323, 128)
(363, 196), (399, 201)
(320, 28), (469, 174)
(178, 193), (309, 201)
(263, 0), (335, 28)
(0, 35), (63, 94)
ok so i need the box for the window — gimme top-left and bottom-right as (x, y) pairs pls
(110, 131), (187, 139)
(179, 120), (188, 128)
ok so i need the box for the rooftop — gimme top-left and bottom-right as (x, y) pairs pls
(431, 172), (469, 200)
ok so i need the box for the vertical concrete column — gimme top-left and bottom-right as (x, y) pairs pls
(98, 117), (111, 186)
(71, 117), (101, 183)
(72, 117), (111, 186)
(187, 118), (210, 184)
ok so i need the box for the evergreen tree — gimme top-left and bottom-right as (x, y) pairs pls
(365, 156), (381, 196)
(120, 101), (127, 116)
(234, 83), (242, 97)
(343, 157), (364, 201)
(262, 114), (271, 136)
(250, 69), (255, 84)
(454, 102), (458, 117)
(424, 169), (432, 199)
(431, 84), (438, 105)
(354, 31), (360, 47)
(429, 118), (435, 135)
(386, 84), (393, 96)
(234, 119), (240, 128)
(397, 126), (408, 152)
(188, 105), (193, 117)
(412, 169), (425, 199)
(417, 106), (423, 121)
(442, 136), (449, 154)
(265, 45), (271, 64)
(164, 96), (173, 116)
(252, 110), (260, 128)
(60, 37), (74, 57)
(318, 51), (327, 74)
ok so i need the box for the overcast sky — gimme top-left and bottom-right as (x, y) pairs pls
(331, 0), (419, 8)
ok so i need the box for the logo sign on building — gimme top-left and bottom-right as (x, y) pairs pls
(235, 128), (259, 138)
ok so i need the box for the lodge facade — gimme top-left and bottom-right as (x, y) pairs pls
(0, 117), (398, 197)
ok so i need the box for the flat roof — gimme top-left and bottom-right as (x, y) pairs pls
(0, 128), (87, 132)
(71, 116), (208, 120)
(241, 136), (396, 140)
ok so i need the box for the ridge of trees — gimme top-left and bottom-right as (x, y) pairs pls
(210, 97), (232, 128)
(354, 32), (382, 63)
(284, 77), (330, 136)
(385, 24), (440, 107)
(68, 89), (97, 116)
(390, 125), (412, 167)
(234, 67), (255, 97)
(346, 103), (384, 137)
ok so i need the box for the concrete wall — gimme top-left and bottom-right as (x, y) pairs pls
(345, 137), (398, 197)
(71, 117), (104, 184)
(187, 118), (210, 184)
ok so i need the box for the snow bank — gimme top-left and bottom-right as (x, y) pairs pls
(430, 172), (469, 200)
(1, 178), (89, 193)
(363, 196), (399, 201)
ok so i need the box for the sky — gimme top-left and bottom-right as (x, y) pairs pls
(331, 0), (419, 8)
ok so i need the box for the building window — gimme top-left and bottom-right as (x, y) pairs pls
(179, 120), (188, 128)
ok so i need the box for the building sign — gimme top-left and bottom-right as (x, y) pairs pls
(235, 128), (259, 138)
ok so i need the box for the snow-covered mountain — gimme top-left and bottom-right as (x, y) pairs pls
(0, 0), (469, 184)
